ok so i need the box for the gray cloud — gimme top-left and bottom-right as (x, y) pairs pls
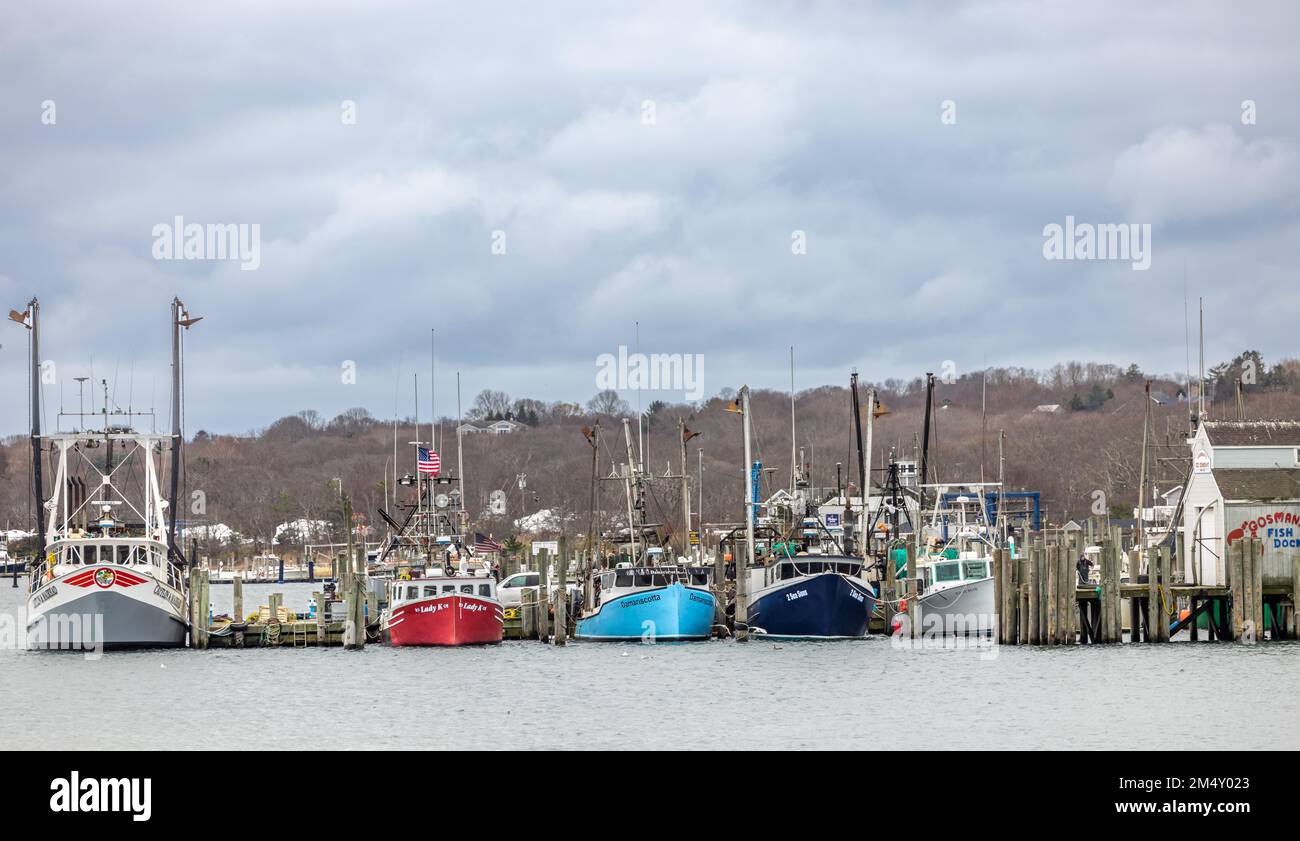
(2, 1), (1298, 435)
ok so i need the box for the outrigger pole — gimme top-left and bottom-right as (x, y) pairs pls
(25, 300), (46, 561)
(168, 298), (183, 563)
(168, 297), (202, 565)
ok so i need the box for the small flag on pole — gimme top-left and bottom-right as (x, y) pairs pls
(417, 447), (441, 476)
(473, 532), (503, 554)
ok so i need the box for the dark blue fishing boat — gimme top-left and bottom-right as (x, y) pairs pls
(745, 552), (874, 639)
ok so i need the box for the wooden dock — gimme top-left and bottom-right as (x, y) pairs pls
(988, 531), (1298, 645)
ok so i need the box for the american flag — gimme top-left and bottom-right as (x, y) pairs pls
(417, 447), (441, 476)
(473, 532), (503, 553)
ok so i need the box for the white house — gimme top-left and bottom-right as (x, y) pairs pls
(1182, 420), (1300, 586)
(457, 419), (524, 435)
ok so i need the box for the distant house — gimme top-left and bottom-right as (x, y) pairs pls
(1034, 404), (1062, 414)
(457, 419), (523, 435)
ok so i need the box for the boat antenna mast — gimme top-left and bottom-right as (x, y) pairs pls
(9, 300), (45, 560)
(168, 297), (201, 565)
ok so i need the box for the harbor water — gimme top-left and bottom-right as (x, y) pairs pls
(2, 578), (1298, 750)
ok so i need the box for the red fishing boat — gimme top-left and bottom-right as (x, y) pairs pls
(386, 574), (503, 645)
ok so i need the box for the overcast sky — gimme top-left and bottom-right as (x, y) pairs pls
(2, 1), (1297, 436)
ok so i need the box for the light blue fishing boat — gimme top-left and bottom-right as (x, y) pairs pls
(576, 565), (716, 641)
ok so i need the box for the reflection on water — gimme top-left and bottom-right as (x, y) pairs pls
(2, 578), (1298, 750)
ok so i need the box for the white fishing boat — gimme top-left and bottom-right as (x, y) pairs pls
(913, 484), (1000, 636)
(14, 298), (198, 649)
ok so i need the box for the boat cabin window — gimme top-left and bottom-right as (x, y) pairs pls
(934, 562), (962, 583)
(407, 585), (422, 600)
(442, 584), (457, 594)
(614, 570), (633, 587)
(962, 561), (990, 579)
(689, 569), (711, 585)
(460, 584), (473, 594)
(478, 583), (492, 597)
(423, 585), (438, 598)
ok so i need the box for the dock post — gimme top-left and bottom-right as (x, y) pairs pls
(1027, 542), (1041, 645)
(554, 536), (568, 646)
(355, 572), (367, 649)
(314, 591), (326, 645)
(1248, 540), (1258, 639)
(1099, 535), (1114, 643)
(1045, 542), (1058, 646)
(882, 543), (896, 637)
(521, 587), (535, 640)
(1059, 539), (1072, 644)
(1229, 540), (1245, 641)
(1292, 556), (1300, 640)
(195, 570), (210, 650)
(993, 548), (1005, 645)
(232, 576), (244, 647)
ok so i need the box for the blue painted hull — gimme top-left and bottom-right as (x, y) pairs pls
(576, 581), (716, 641)
(748, 572), (873, 639)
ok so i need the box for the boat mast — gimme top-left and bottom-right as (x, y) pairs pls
(167, 297), (183, 564)
(456, 371), (465, 539)
(850, 372), (865, 534)
(863, 385), (875, 558)
(678, 417), (696, 560)
(738, 385), (754, 642)
(621, 417), (638, 562)
(27, 299), (46, 559)
(789, 346), (797, 495)
(917, 372), (935, 561)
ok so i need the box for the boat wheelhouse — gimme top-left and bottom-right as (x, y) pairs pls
(578, 563), (716, 641)
(385, 573), (503, 646)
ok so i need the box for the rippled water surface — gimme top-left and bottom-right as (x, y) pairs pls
(2, 579), (1297, 750)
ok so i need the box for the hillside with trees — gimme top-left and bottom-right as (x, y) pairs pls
(3, 353), (1299, 562)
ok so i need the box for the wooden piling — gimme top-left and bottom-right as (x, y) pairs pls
(1045, 542), (1058, 645)
(314, 591), (326, 644)
(554, 536), (568, 646)
(1058, 540), (1072, 644)
(1292, 556), (1300, 640)
(1229, 539), (1245, 641)
(1028, 542), (1041, 644)
(520, 587), (534, 639)
(1251, 538), (1264, 640)
(992, 546), (1003, 642)
(1100, 535), (1116, 643)
(347, 573), (366, 649)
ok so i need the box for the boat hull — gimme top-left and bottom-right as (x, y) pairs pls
(916, 576), (996, 635)
(748, 571), (873, 639)
(387, 593), (503, 646)
(576, 581), (715, 641)
(26, 565), (187, 649)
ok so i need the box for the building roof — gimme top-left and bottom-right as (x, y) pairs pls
(1204, 421), (1300, 447)
(1213, 468), (1300, 502)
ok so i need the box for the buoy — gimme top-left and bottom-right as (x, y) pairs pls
(898, 598), (908, 612)
(1179, 608), (1190, 621)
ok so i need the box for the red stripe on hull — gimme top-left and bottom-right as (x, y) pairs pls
(388, 594), (503, 646)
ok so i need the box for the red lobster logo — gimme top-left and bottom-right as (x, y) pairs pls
(64, 566), (149, 589)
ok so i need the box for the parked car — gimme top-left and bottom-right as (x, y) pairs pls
(498, 571), (581, 609)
